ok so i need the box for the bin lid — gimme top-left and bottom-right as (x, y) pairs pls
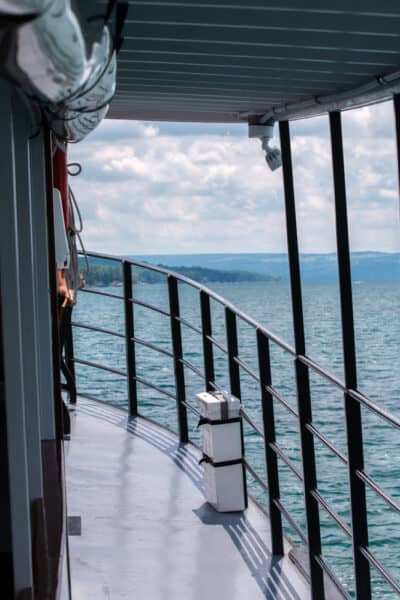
(196, 391), (241, 420)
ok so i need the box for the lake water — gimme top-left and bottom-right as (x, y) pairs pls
(72, 279), (400, 598)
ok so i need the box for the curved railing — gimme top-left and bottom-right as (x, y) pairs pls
(65, 250), (400, 600)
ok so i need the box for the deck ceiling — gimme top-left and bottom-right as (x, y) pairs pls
(96, 0), (400, 122)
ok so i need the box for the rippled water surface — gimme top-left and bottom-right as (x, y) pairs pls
(73, 280), (400, 598)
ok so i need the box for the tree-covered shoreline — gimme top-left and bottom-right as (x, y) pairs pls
(80, 260), (279, 286)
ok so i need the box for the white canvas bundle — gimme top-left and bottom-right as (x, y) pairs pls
(196, 391), (241, 421)
(196, 391), (246, 512)
(201, 421), (242, 463)
(203, 462), (246, 513)
(0, 0), (52, 14)
(1, 0), (117, 141)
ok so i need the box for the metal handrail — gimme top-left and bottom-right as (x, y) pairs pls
(80, 287), (124, 301)
(72, 321), (125, 339)
(69, 248), (400, 597)
(83, 250), (297, 355)
(81, 251), (400, 430)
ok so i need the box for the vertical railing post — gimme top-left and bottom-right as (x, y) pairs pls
(225, 307), (247, 506)
(123, 261), (138, 418)
(225, 307), (241, 399)
(329, 111), (371, 600)
(280, 119), (324, 599)
(257, 329), (284, 556)
(200, 291), (215, 391)
(168, 276), (189, 443)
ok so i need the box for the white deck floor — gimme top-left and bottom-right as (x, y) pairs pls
(65, 398), (310, 599)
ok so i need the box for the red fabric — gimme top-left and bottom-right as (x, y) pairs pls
(53, 146), (69, 229)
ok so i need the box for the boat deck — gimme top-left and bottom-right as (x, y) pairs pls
(64, 398), (310, 599)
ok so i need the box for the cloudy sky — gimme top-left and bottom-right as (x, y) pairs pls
(69, 101), (400, 256)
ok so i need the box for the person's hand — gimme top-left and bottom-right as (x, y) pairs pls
(58, 270), (74, 305)
(59, 285), (74, 306)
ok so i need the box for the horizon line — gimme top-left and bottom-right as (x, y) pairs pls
(124, 250), (400, 257)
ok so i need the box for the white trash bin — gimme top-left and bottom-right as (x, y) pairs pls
(196, 391), (247, 512)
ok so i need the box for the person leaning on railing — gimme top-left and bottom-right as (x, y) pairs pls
(53, 148), (86, 436)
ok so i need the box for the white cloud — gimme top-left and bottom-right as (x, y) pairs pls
(69, 104), (400, 256)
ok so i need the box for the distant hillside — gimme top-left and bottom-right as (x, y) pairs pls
(81, 260), (278, 286)
(158, 265), (277, 283)
(128, 252), (400, 283)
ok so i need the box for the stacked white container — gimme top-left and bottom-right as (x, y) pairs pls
(196, 391), (247, 512)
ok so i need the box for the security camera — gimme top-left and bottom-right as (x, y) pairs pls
(261, 137), (282, 171)
(248, 124), (282, 171)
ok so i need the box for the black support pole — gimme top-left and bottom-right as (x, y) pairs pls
(200, 291), (215, 392)
(168, 276), (189, 443)
(279, 120), (324, 599)
(257, 329), (284, 556)
(393, 94), (400, 212)
(123, 261), (138, 418)
(329, 111), (371, 600)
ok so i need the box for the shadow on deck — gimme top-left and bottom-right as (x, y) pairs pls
(64, 398), (310, 599)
